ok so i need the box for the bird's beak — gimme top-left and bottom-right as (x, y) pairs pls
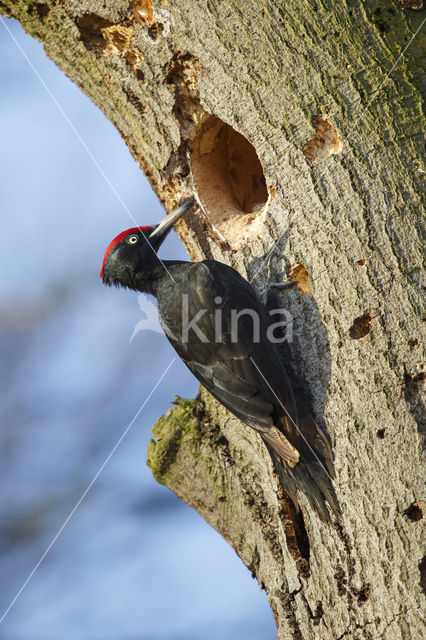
(149, 198), (195, 241)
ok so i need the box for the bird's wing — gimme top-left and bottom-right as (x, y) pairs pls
(159, 260), (300, 465)
(190, 360), (299, 465)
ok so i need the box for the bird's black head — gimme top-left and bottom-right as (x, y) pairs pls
(101, 199), (194, 290)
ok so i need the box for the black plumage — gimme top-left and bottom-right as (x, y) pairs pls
(101, 201), (340, 520)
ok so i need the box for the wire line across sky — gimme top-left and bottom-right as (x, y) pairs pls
(0, 357), (177, 625)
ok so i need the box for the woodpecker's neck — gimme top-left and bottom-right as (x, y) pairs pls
(132, 260), (190, 296)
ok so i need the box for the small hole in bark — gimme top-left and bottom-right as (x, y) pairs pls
(312, 601), (323, 626)
(148, 22), (164, 40)
(294, 509), (310, 561)
(409, 338), (422, 350)
(403, 364), (426, 433)
(349, 309), (379, 339)
(77, 13), (113, 53)
(376, 428), (386, 439)
(335, 566), (347, 596)
(30, 3), (49, 20)
(356, 584), (371, 605)
(191, 116), (269, 247)
(420, 556), (426, 594)
(404, 502), (423, 522)
(77, 14), (135, 59)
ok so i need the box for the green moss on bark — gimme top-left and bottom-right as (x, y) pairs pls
(147, 396), (204, 482)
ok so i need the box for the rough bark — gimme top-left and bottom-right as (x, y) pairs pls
(2, 1), (424, 638)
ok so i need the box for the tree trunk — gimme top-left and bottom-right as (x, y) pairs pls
(2, 1), (424, 637)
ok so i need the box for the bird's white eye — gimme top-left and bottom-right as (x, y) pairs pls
(127, 234), (139, 245)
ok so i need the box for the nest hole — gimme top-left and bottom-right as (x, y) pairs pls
(191, 116), (269, 247)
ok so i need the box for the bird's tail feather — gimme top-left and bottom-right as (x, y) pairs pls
(264, 441), (341, 522)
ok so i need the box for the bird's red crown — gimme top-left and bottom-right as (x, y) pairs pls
(100, 226), (150, 278)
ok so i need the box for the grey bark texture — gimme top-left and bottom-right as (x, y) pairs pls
(2, 1), (424, 638)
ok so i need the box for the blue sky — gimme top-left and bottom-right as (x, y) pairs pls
(0, 17), (275, 640)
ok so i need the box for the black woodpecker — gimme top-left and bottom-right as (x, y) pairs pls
(101, 199), (340, 521)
